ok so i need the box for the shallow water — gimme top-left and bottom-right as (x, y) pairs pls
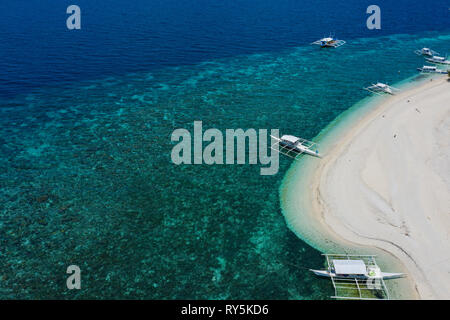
(1, 30), (450, 298)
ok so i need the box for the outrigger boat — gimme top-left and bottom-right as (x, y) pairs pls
(311, 35), (346, 48)
(310, 254), (405, 300)
(414, 47), (439, 57)
(270, 134), (320, 160)
(363, 82), (399, 95)
(425, 55), (450, 65)
(417, 65), (448, 74)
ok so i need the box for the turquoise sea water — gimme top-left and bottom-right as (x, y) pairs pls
(1, 31), (450, 299)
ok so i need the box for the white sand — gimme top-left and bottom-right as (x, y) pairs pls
(281, 76), (450, 299)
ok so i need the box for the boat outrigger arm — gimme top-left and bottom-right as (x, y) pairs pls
(270, 134), (321, 160)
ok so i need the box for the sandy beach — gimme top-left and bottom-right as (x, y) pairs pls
(282, 76), (450, 299)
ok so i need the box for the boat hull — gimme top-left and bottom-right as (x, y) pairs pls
(426, 58), (450, 65)
(417, 68), (447, 74)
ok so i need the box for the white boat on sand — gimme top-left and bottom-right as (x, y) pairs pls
(310, 254), (405, 300)
(270, 134), (320, 160)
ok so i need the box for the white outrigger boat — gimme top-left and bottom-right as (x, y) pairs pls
(270, 134), (320, 160)
(310, 254), (405, 300)
(414, 47), (439, 57)
(363, 82), (399, 95)
(417, 65), (448, 74)
(425, 55), (450, 65)
(311, 35), (346, 48)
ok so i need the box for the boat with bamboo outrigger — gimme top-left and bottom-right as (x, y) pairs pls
(425, 55), (450, 65)
(311, 34), (346, 48)
(417, 65), (448, 74)
(310, 254), (405, 300)
(363, 82), (400, 95)
(270, 134), (321, 161)
(414, 47), (439, 57)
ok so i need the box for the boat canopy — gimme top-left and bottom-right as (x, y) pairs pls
(332, 259), (366, 275)
(280, 135), (300, 144)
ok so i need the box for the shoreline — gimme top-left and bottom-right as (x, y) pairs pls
(281, 75), (450, 299)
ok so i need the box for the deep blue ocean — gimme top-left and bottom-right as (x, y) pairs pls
(1, 0), (449, 97)
(0, 1), (449, 299)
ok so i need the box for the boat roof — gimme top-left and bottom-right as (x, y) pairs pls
(280, 135), (300, 144)
(423, 65), (437, 69)
(432, 56), (445, 60)
(376, 82), (388, 88)
(332, 259), (366, 274)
